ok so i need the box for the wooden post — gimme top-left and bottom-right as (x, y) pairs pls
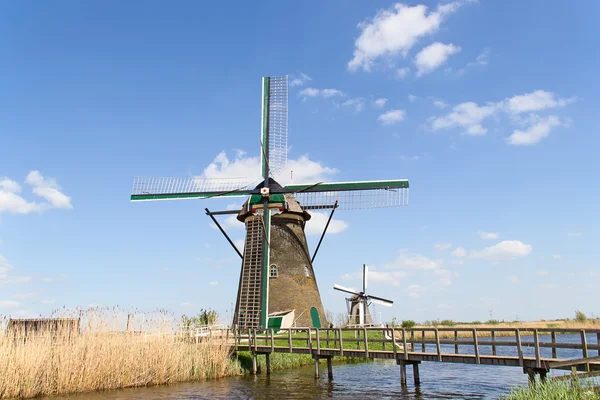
(363, 327), (369, 357)
(534, 329), (541, 369)
(473, 329), (480, 364)
(399, 361), (407, 386)
(526, 368), (536, 387)
(402, 329), (408, 359)
(435, 328), (442, 362)
(288, 329), (292, 353)
(454, 330), (459, 354)
(392, 327), (397, 360)
(356, 328), (360, 350)
(516, 329), (524, 367)
(326, 329), (330, 349)
(265, 353), (271, 375)
(382, 328), (386, 351)
(308, 328), (313, 353)
(270, 329), (275, 353)
(235, 328), (238, 352)
(551, 331), (557, 358)
(314, 356), (320, 379)
(338, 328), (344, 356)
(316, 329), (321, 355)
(581, 330), (588, 358)
(413, 362), (421, 385)
(252, 353), (258, 375)
(421, 330), (425, 352)
(410, 330), (415, 351)
(253, 329), (257, 353)
(327, 357), (333, 380)
(597, 332), (600, 356)
(491, 330), (497, 356)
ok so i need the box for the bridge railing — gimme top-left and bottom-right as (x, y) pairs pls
(228, 326), (600, 370)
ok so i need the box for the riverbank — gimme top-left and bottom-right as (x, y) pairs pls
(501, 379), (600, 399)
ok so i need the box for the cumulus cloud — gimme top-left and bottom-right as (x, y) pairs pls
(408, 94), (418, 102)
(434, 243), (452, 251)
(0, 255), (31, 284)
(478, 231), (499, 240)
(470, 240), (532, 261)
(299, 88), (344, 99)
(506, 115), (561, 146)
(342, 97), (366, 112)
(343, 269), (406, 287)
(0, 300), (20, 308)
(377, 109), (406, 125)
(201, 151), (338, 186)
(432, 99), (448, 110)
(397, 67), (410, 79)
(0, 171), (72, 214)
(304, 211), (348, 236)
(414, 42), (461, 76)
(451, 247), (467, 257)
(290, 72), (312, 87)
(374, 98), (388, 108)
(348, 2), (464, 71)
(406, 284), (425, 298)
(430, 89), (575, 144)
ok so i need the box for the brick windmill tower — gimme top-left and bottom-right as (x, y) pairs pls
(130, 76), (409, 330)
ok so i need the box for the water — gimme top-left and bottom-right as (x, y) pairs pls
(51, 333), (595, 400)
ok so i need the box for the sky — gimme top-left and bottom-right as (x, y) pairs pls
(1, 0), (599, 324)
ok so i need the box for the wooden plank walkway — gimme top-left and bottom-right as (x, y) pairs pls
(224, 326), (600, 385)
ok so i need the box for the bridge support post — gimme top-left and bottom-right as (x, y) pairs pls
(252, 353), (258, 375)
(413, 362), (420, 386)
(327, 357), (333, 380)
(398, 361), (407, 386)
(265, 353), (271, 375)
(314, 356), (320, 379)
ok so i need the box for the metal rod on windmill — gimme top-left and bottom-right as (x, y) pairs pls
(130, 75), (409, 331)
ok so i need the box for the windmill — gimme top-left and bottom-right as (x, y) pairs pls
(333, 264), (393, 327)
(130, 76), (409, 331)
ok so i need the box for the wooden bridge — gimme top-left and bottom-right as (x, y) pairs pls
(226, 326), (600, 386)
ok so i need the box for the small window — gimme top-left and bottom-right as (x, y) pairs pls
(270, 264), (278, 278)
(304, 265), (310, 277)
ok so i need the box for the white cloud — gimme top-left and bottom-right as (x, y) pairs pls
(451, 247), (467, 257)
(434, 243), (452, 251)
(342, 97), (365, 112)
(0, 255), (32, 284)
(0, 300), (20, 308)
(384, 252), (442, 271)
(506, 115), (561, 146)
(466, 49), (490, 68)
(470, 240), (532, 261)
(1, 172), (71, 214)
(430, 90), (575, 144)
(504, 90), (576, 114)
(450, 260), (464, 265)
(408, 94), (418, 102)
(304, 211), (348, 236)
(431, 101), (499, 136)
(506, 275), (519, 283)
(201, 151), (338, 186)
(399, 155), (420, 161)
(397, 67), (410, 79)
(348, 2), (463, 71)
(478, 231), (499, 240)
(414, 42), (461, 76)
(299, 88), (344, 99)
(432, 99), (448, 110)
(374, 98), (388, 108)
(343, 269), (406, 286)
(289, 72), (312, 87)
(406, 284), (425, 298)
(377, 109), (406, 125)
(536, 270), (549, 276)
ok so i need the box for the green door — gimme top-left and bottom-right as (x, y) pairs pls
(310, 307), (321, 328)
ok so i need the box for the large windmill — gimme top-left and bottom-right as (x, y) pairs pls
(130, 76), (409, 330)
(334, 264), (393, 327)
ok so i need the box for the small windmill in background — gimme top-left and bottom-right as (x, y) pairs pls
(333, 264), (393, 327)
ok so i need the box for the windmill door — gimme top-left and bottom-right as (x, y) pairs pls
(310, 307), (321, 328)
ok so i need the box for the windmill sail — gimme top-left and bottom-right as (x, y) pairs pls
(130, 176), (251, 201)
(261, 76), (288, 179)
(283, 179), (409, 210)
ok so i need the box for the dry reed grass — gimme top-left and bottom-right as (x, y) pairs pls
(0, 308), (240, 399)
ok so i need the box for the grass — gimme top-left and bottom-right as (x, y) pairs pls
(501, 379), (600, 399)
(0, 309), (240, 399)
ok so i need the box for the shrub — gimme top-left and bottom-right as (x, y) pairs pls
(431, 320), (440, 327)
(575, 310), (588, 322)
(486, 319), (500, 325)
(440, 319), (456, 327)
(401, 320), (416, 328)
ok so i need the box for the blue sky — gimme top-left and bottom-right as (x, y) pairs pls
(1, 0), (598, 324)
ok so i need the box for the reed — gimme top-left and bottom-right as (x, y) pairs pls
(501, 379), (600, 399)
(0, 309), (240, 399)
